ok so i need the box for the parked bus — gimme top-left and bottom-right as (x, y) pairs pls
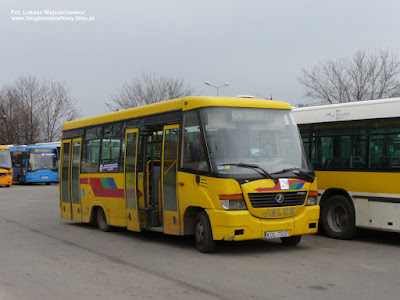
(10, 145), (59, 184)
(60, 96), (319, 252)
(0, 145), (13, 187)
(293, 97), (400, 239)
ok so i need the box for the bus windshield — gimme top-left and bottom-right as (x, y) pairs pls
(201, 107), (312, 178)
(0, 149), (12, 169)
(28, 148), (58, 171)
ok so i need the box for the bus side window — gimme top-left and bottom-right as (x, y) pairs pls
(181, 111), (209, 172)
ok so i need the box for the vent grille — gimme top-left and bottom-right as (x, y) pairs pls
(248, 191), (307, 208)
(200, 178), (208, 188)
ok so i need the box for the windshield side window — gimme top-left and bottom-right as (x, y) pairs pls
(181, 111), (209, 172)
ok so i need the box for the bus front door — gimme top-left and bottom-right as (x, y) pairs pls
(162, 124), (181, 235)
(60, 140), (72, 220)
(71, 138), (82, 222)
(124, 129), (141, 232)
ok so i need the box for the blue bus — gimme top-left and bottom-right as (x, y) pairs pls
(10, 145), (59, 184)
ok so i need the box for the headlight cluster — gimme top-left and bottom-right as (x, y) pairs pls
(219, 194), (247, 210)
(306, 191), (318, 206)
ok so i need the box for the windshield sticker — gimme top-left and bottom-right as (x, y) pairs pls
(100, 163), (119, 172)
(279, 179), (289, 190)
(42, 153), (56, 157)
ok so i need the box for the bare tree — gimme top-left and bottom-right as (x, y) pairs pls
(39, 80), (79, 142)
(13, 75), (43, 144)
(111, 73), (194, 109)
(0, 75), (79, 145)
(0, 88), (22, 144)
(298, 49), (400, 104)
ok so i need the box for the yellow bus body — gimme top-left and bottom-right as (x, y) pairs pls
(60, 96), (319, 251)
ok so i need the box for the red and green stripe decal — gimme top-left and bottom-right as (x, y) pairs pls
(254, 180), (306, 192)
(80, 178), (124, 198)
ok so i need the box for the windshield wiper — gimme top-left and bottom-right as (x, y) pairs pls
(220, 163), (278, 184)
(272, 167), (314, 182)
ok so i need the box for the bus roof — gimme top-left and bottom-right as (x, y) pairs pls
(293, 97), (400, 124)
(35, 142), (61, 148)
(9, 145), (57, 152)
(63, 96), (292, 131)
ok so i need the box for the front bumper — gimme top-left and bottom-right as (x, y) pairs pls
(206, 205), (320, 241)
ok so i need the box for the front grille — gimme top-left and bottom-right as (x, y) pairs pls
(248, 191), (307, 208)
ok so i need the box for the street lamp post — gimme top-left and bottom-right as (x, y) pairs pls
(204, 81), (230, 96)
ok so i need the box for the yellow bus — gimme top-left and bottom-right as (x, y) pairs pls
(0, 145), (13, 187)
(60, 96), (319, 252)
(293, 98), (400, 239)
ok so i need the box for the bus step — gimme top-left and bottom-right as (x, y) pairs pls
(148, 226), (164, 233)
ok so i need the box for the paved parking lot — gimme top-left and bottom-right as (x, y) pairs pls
(1, 184), (400, 299)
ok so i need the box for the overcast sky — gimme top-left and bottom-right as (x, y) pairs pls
(1, 0), (400, 117)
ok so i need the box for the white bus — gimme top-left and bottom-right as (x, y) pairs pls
(293, 98), (400, 239)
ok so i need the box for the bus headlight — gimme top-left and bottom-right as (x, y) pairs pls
(219, 194), (247, 210)
(306, 191), (318, 206)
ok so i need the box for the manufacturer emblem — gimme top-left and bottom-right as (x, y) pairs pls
(275, 193), (284, 204)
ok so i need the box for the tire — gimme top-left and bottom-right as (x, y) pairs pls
(321, 195), (356, 239)
(281, 235), (302, 246)
(97, 208), (112, 232)
(194, 211), (215, 253)
(46, 183), (51, 186)
(6, 185), (10, 188)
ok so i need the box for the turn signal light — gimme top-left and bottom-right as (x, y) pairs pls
(306, 190), (318, 206)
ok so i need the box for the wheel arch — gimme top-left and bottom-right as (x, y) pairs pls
(320, 188), (356, 222)
(320, 188), (354, 208)
(89, 203), (109, 225)
(183, 206), (205, 235)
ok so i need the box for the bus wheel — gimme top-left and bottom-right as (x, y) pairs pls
(281, 235), (302, 246)
(321, 195), (356, 239)
(6, 185), (10, 188)
(194, 211), (215, 253)
(97, 208), (112, 232)
(45, 183), (51, 185)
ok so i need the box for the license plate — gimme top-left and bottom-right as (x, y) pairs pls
(41, 176), (49, 179)
(264, 230), (289, 239)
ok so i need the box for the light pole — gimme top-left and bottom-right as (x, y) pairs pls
(105, 102), (119, 112)
(204, 81), (230, 96)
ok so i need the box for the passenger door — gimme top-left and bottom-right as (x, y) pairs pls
(60, 140), (72, 220)
(162, 124), (181, 235)
(124, 129), (141, 231)
(71, 138), (82, 222)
